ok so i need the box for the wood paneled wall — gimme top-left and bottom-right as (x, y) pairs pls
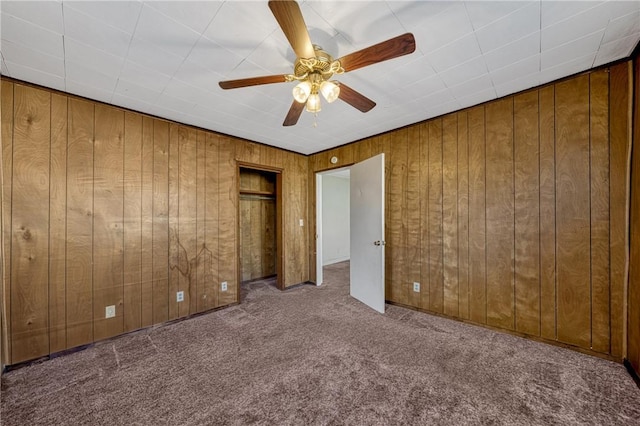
(0, 81), (308, 365)
(628, 56), (640, 374)
(240, 170), (277, 282)
(309, 63), (632, 358)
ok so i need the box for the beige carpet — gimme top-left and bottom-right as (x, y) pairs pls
(2, 261), (640, 425)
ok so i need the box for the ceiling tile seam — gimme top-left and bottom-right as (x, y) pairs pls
(539, 0), (542, 76)
(149, 2), (223, 95)
(384, 1), (416, 53)
(590, 21), (612, 69)
(60, 1), (67, 93)
(106, 1), (143, 104)
(539, 1), (604, 31)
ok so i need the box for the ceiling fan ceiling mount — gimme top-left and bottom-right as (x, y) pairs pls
(218, 0), (416, 127)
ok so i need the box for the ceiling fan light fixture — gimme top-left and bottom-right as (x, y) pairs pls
(320, 80), (340, 103)
(306, 93), (321, 113)
(292, 81), (312, 103)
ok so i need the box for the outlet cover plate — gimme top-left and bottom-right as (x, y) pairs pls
(177, 291), (184, 302)
(105, 305), (116, 318)
(413, 282), (420, 292)
(221, 281), (228, 292)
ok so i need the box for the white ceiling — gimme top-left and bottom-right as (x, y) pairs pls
(1, 1), (638, 155)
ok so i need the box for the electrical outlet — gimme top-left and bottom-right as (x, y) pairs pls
(299, 219), (304, 227)
(413, 282), (420, 293)
(177, 291), (184, 302)
(221, 281), (228, 292)
(105, 305), (116, 319)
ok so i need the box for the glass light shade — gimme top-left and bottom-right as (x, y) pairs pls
(320, 81), (340, 103)
(292, 81), (311, 103)
(306, 93), (321, 113)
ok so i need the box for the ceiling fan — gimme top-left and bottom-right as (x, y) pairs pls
(218, 0), (416, 126)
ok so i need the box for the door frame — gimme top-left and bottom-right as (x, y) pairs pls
(314, 165), (353, 285)
(237, 162), (284, 296)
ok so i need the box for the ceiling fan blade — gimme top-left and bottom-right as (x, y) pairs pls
(219, 75), (288, 90)
(268, 0), (315, 59)
(338, 83), (376, 113)
(283, 100), (305, 126)
(338, 33), (416, 73)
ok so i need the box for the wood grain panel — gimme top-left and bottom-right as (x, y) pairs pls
(628, 58), (640, 371)
(406, 125), (421, 307)
(66, 98), (94, 349)
(179, 127), (197, 318)
(485, 98), (515, 330)
(514, 91), (540, 336)
(168, 125), (180, 320)
(555, 76), (591, 348)
(92, 104), (124, 341)
(442, 114), (458, 316)
(123, 112), (142, 332)
(419, 123), (430, 311)
(1, 80), (13, 363)
(49, 93), (67, 353)
(428, 119), (443, 313)
(457, 112), (469, 319)
(609, 62), (630, 359)
(152, 120), (169, 325)
(468, 106), (486, 324)
(250, 192), (262, 279)
(388, 129), (407, 305)
(589, 70), (610, 353)
(202, 134), (219, 311)
(11, 85), (50, 363)
(539, 86), (556, 341)
(195, 131), (206, 313)
(218, 136), (237, 304)
(140, 117), (154, 327)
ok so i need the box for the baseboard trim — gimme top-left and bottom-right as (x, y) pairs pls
(623, 359), (640, 389)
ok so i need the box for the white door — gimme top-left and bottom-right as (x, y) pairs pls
(350, 153), (385, 313)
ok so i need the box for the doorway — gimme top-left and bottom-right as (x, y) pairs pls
(315, 167), (351, 286)
(238, 166), (283, 293)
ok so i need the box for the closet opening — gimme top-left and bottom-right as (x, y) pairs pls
(238, 165), (283, 296)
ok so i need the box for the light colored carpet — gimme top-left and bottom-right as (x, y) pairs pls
(2, 261), (639, 425)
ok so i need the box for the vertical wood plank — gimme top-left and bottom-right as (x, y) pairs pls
(514, 91), (540, 336)
(419, 123), (430, 311)
(168, 124), (180, 320)
(609, 62), (630, 359)
(203, 134), (219, 310)
(11, 85), (50, 362)
(66, 98), (94, 349)
(539, 86), (557, 341)
(218, 136), (237, 304)
(49, 93), (67, 353)
(388, 129), (408, 305)
(589, 70), (610, 353)
(428, 119), (444, 313)
(1, 81), (13, 363)
(123, 112), (142, 333)
(457, 111), (470, 320)
(92, 105), (124, 341)
(406, 125), (421, 307)
(628, 59), (640, 370)
(140, 117), (154, 327)
(240, 198), (251, 281)
(195, 131), (207, 313)
(152, 120), (169, 324)
(468, 106), (487, 324)
(555, 75), (591, 348)
(179, 127), (197, 318)
(485, 98), (515, 330)
(442, 114), (459, 317)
